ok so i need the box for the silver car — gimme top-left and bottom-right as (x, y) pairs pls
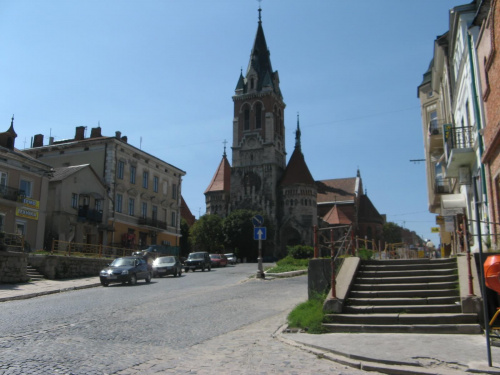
(224, 253), (237, 265)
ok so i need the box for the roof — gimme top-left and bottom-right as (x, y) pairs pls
(358, 195), (383, 223)
(204, 154), (231, 193)
(51, 164), (91, 182)
(280, 147), (315, 186)
(316, 178), (357, 204)
(322, 204), (354, 225)
(180, 195), (196, 226)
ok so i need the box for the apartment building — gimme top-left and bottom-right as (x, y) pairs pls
(24, 126), (186, 250)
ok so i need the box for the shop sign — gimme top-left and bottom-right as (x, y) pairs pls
(16, 207), (39, 220)
(20, 197), (40, 209)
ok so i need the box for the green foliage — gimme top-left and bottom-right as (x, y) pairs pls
(287, 293), (327, 334)
(179, 218), (191, 257)
(189, 214), (224, 252)
(266, 256), (309, 273)
(222, 209), (259, 260)
(383, 222), (403, 243)
(287, 245), (314, 259)
(357, 247), (374, 260)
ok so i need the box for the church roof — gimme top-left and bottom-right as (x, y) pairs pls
(316, 178), (357, 204)
(358, 194), (383, 223)
(322, 204), (354, 225)
(180, 195), (196, 226)
(204, 154), (231, 194)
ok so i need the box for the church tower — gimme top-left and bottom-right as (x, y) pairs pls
(230, 7), (286, 227)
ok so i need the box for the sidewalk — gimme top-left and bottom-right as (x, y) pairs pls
(2, 277), (500, 374)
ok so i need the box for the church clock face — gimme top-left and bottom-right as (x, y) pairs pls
(247, 137), (257, 148)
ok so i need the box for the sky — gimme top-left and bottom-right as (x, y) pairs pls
(0, 0), (468, 245)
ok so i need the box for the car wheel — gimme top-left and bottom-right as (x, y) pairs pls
(129, 274), (137, 285)
(178, 268), (182, 277)
(145, 272), (151, 284)
(184, 268), (188, 273)
(101, 280), (109, 287)
(208, 265), (211, 271)
(201, 266), (205, 272)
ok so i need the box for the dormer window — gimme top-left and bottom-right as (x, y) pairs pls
(250, 77), (255, 90)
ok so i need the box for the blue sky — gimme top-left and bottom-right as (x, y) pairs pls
(0, 0), (467, 245)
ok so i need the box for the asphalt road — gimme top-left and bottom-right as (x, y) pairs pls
(0, 263), (373, 374)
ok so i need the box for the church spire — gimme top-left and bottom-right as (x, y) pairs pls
(295, 113), (301, 151)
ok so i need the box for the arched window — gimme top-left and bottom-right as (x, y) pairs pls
(255, 103), (262, 129)
(243, 105), (250, 131)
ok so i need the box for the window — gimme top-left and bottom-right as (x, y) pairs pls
(0, 213), (4, 231)
(15, 221), (26, 236)
(71, 193), (78, 209)
(255, 103), (262, 129)
(20, 179), (32, 197)
(152, 205), (158, 221)
(141, 202), (147, 218)
(117, 161), (125, 179)
(429, 111), (438, 134)
(128, 198), (135, 216)
(116, 194), (123, 213)
(171, 212), (176, 227)
(143, 171), (149, 189)
(0, 172), (6, 187)
(153, 176), (159, 193)
(130, 166), (136, 184)
(95, 199), (102, 211)
(172, 184), (177, 199)
(244, 108), (250, 130)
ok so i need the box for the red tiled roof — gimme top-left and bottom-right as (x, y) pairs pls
(316, 178), (357, 204)
(180, 195), (196, 226)
(280, 148), (315, 186)
(322, 205), (355, 225)
(204, 155), (231, 193)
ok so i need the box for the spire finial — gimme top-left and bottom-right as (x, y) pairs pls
(11, 114), (14, 127)
(223, 139), (228, 157)
(295, 112), (301, 151)
(258, 1), (262, 23)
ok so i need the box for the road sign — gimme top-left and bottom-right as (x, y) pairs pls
(252, 215), (264, 227)
(254, 227), (266, 240)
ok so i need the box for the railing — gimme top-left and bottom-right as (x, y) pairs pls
(78, 206), (103, 223)
(434, 179), (452, 194)
(445, 125), (474, 155)
(50, 240), (135, 258)
(0, 231), (25, 252)
(0, 186), (23, 202)
(138, 217), (168, 230)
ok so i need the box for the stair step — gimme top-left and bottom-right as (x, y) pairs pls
(358, 269), (457, 278)
(361, 263), (457, 271)
(351, 282), (458, 291)
(322, 323), (482, 334)
(343, 304), (462, 314)
(347, 296), (459, 306)
(325, 313), (479, 325)
(355, 275), (458, 284)
(362, 259), (456, 266)
(349, 289), (459, 298)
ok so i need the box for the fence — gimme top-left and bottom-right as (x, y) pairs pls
(50, 240), (136, 258)
(0, 231), (25, 252)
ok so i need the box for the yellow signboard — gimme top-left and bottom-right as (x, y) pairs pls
(431, 227), (440, 233)
(20, 197), (40, 209)
(436, 216), (444, 225)
(16, 207), (39, 220)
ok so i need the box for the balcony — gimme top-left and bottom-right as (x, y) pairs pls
(138, 217), (168, 230)
(78, 206), (103, 223)
(427, 121), (446, 152)
(444, 125), (476, 178)
(0, 186), (23, 202)
(434, 179), (452, 194)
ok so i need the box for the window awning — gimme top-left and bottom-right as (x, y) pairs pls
(441, 194), (466, 209)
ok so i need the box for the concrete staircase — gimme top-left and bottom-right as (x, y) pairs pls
(26, 265), (44, 281)
(323, 258), (482, 334)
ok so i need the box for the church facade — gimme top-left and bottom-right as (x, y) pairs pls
(204, 9), (317, 257)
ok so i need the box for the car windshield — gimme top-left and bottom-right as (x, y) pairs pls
(210, 255), (220, 259)
(111, 258), (135, 267)
(225, 254), (234, 257)
(159, 256), (175, 264)
(189, 253), (204, 259)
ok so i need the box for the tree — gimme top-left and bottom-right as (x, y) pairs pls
(383, 222), (403, 244)
(189, 214), (224, 253)
(179, 218), (191, 257)
(222, 209), (258, 261)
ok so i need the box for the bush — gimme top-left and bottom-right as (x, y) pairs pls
(287, 293), (327, 334)
(287, 245), (314, 259)
(265, 256), (309, 273)
(357, 247), (374, 260)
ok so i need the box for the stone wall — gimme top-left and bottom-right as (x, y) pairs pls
(28, 255), (110, 280)
(0, 251), (29, 284)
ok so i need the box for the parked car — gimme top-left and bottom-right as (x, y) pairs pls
(184, 251), (211, 272)
(99, 256), (152, 286)
(210, 254), (228, 268)
(152, 256), (183, 277)
(225, 253), (237, 265)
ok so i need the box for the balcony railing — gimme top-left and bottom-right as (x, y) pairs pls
(138, 217), (168, 230)
(434, 179), (452, 194)
(0, 186), (23, 202)
(78, 206), (103, 223)
(445, 125), (473, 153)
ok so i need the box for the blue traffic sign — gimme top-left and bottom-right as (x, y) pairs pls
(252, 215), (264, 227)
(254, 227), (267, 240)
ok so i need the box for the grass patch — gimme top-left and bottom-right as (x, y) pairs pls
(287, 292), (327, 334)
(265, 256), (309, 273)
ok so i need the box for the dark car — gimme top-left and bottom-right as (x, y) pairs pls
(99, 256), (152, 286)
(152, 256), (183, 278)
(184, 251), (211, 272)
(210, 254), (228, 267)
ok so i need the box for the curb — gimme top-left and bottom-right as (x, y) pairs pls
(264, 270), (307, 278)
(0, 283), (102, 303)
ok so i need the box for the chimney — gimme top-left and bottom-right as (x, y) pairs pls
(33, 134), (44, 147)
(75, 126), (85, 140)
(90, 127), (102, 138)
(121, 136), (127, 143)
(115, 131), (121, 139)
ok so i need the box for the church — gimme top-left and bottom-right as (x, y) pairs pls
(204, 8), (384, 258)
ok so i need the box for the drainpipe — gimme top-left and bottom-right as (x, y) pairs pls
(467, 31), (490, 236)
